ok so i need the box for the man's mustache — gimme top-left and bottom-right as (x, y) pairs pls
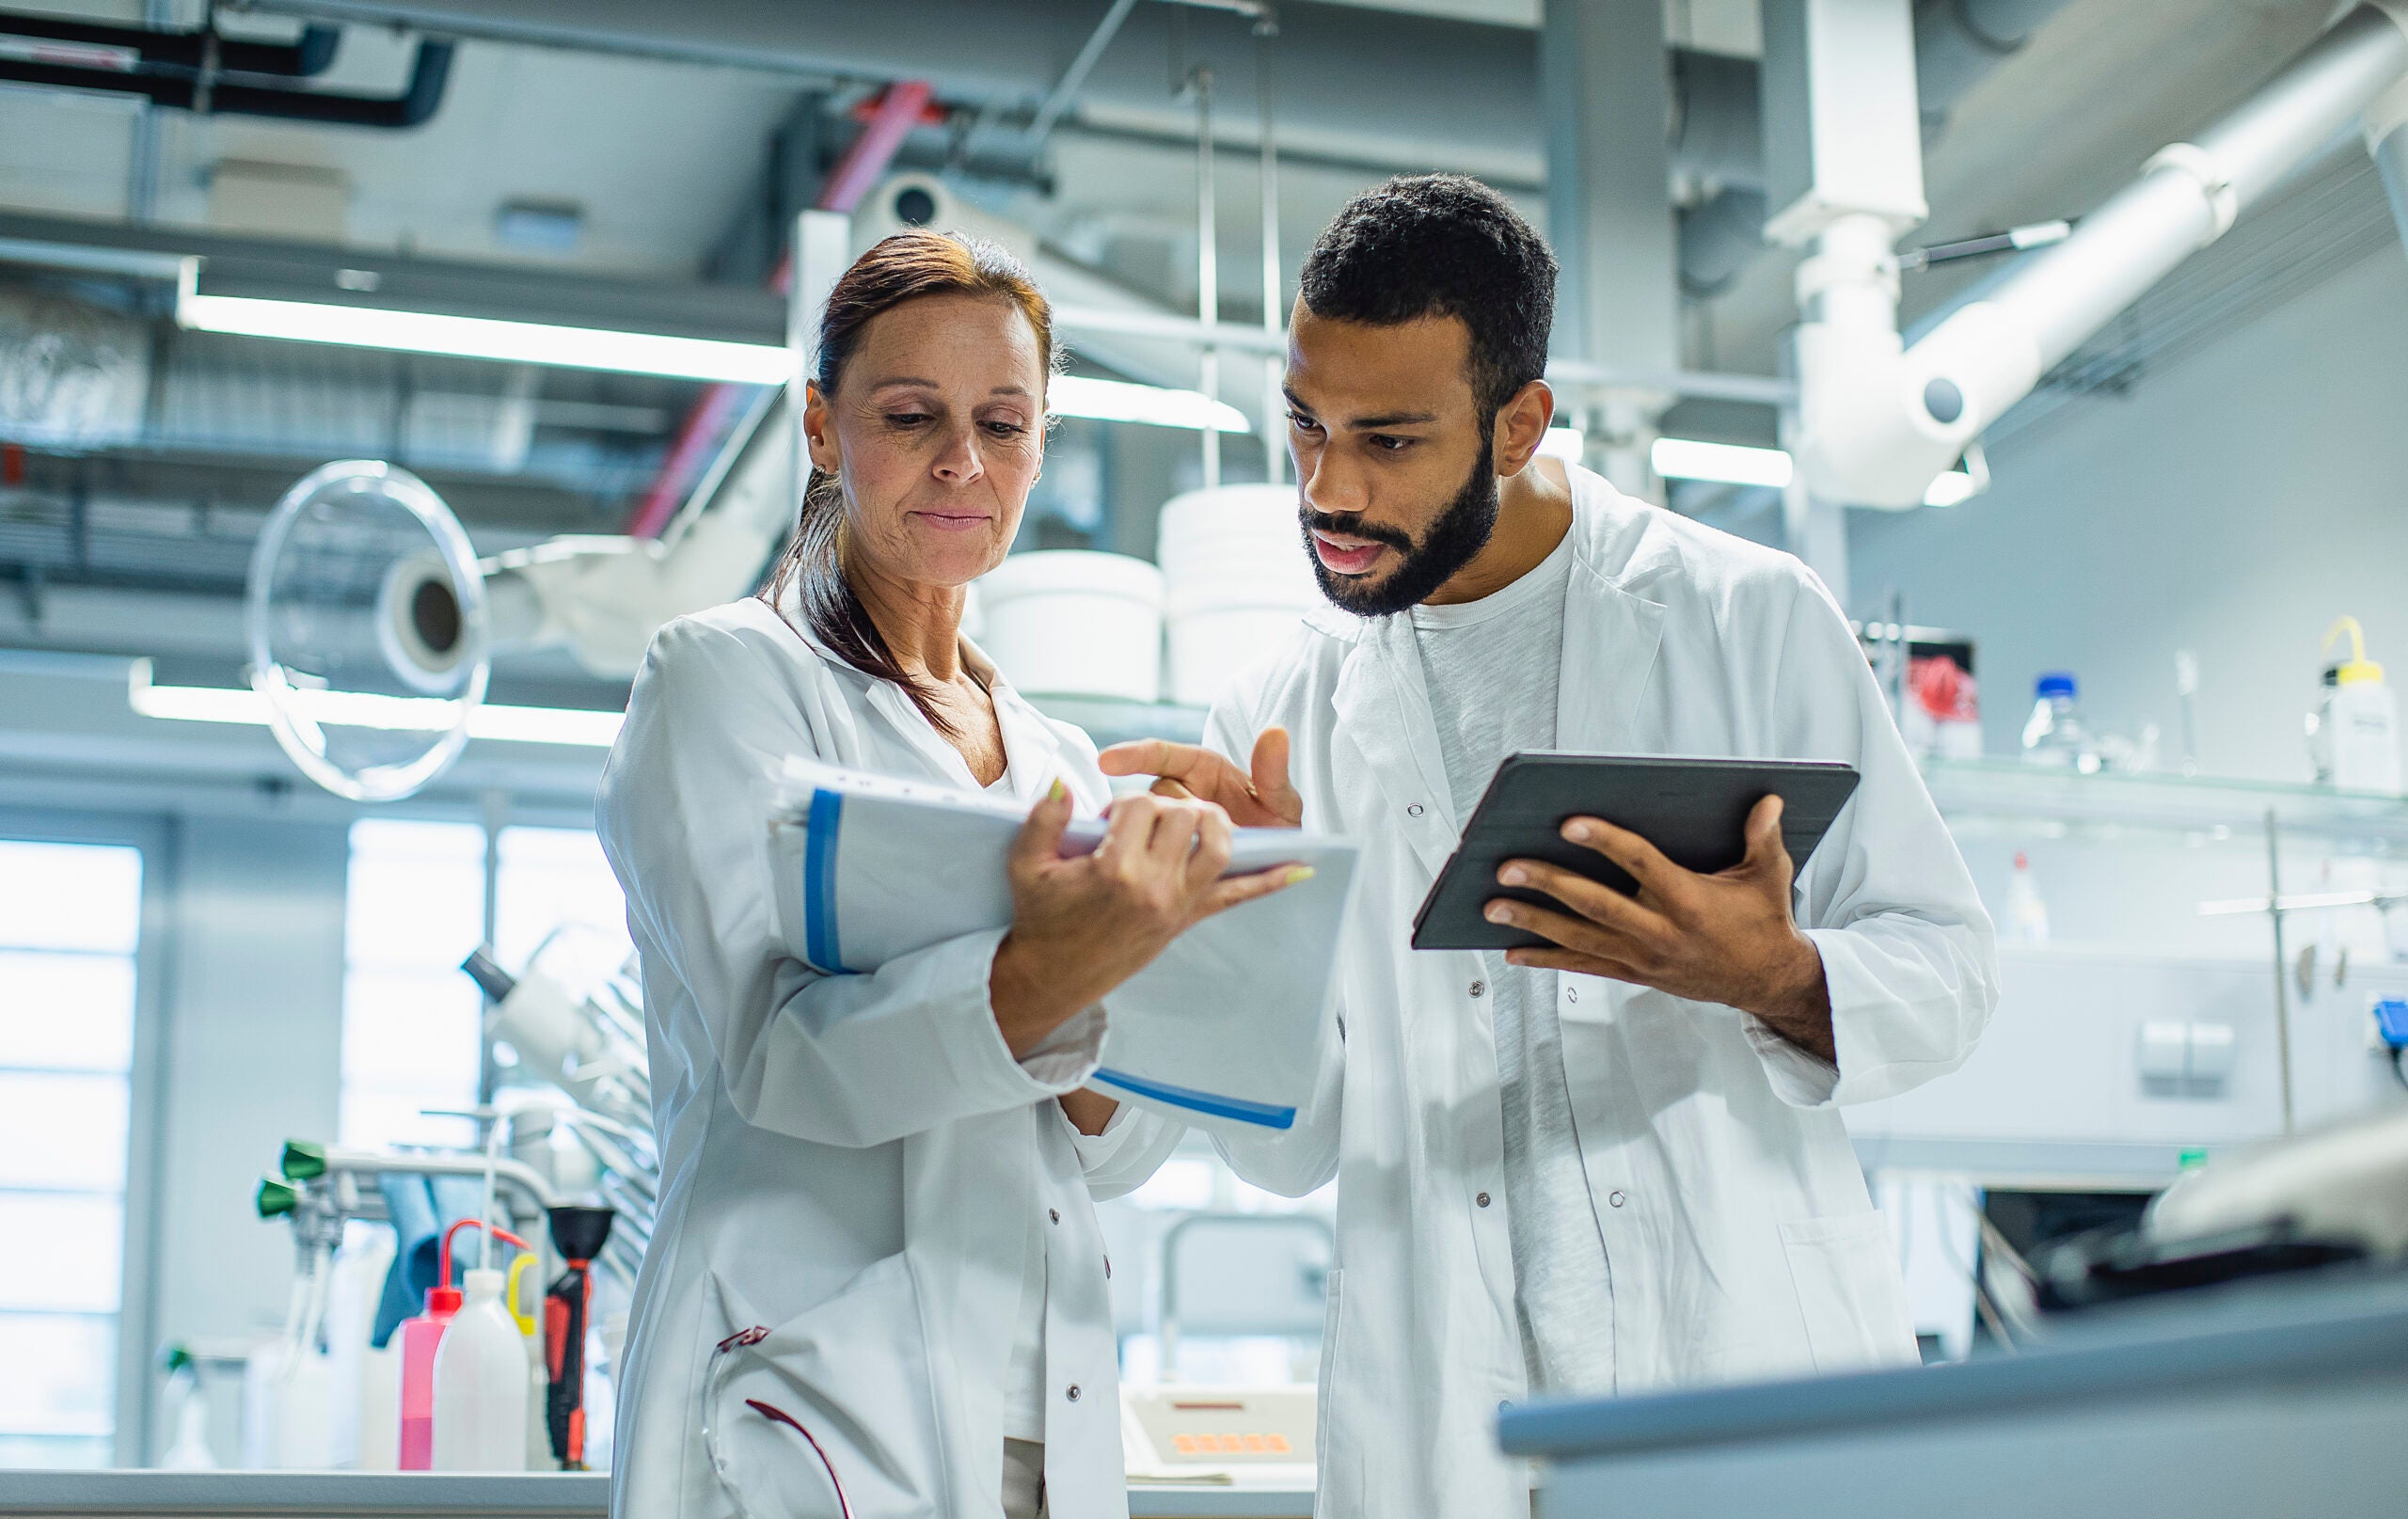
(1301, 509), (1415, 553)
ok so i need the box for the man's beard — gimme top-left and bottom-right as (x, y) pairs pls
(1301, 448), (1500, 618)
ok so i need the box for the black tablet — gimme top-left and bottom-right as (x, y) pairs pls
(1409, 753), (1861, 952)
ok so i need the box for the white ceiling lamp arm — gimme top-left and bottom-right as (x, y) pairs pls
(1794, 1), (2408, 509)
(476, 384), (798, 677)
(469, 212), (850, 679)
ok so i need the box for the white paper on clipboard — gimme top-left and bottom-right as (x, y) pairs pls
(767, 757), (1357, 1131)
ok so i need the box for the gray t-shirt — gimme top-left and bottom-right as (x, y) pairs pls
(1410, 530), (1617, 1396)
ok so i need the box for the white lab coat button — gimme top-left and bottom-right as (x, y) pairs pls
(1476, 1191), (1492, 1208)
(1048, 1208), (1060, 1225)
(1469, 980), (1486, 998)
(1066, 1385), (1083, 1402)
(1566, 986), (1579, 1004)
(1406, 802), (1426, 817)
(1608, 1190), (1626, 1209)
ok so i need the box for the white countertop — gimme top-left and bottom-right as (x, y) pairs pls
(0, 1470), (1313, 1518)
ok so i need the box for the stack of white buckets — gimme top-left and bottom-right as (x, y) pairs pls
(976, 484), (1318, 706)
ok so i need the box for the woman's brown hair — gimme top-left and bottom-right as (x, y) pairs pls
(757, 229), (1056, 731)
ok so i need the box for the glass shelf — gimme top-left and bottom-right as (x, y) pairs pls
(1018, 697), (2408, 853)
(1920, 757), (2408, 851)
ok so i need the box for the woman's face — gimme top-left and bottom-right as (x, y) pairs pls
(803, 292), (1047, 591)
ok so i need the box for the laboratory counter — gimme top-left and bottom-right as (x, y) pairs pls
(0, 1472), (1312, 1518)
(1501, 1267), (2408, 1519)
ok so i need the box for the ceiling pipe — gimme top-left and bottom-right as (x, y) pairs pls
(625, 81), (934, 539)
(0, 9), (340, 76)
(249, 0), (2074, 302)
(0, 35), (453, 129)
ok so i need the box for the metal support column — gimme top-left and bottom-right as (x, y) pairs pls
(788, 207), (855, 483)
(1540, 0), (1680, 498)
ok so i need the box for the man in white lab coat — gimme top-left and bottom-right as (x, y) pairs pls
(1101, 175), (1998, 1517)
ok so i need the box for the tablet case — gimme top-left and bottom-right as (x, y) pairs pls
(1410, 754), (1861, 952)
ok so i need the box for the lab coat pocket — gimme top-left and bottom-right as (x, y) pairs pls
(1776, 1211), (1918, 1374)
(704, 1255), (944, 1519)
(1311, 1267), (1361, 1498)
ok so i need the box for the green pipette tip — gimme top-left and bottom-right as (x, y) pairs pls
(280, 1140), (327, 1180)
(255, 1177), (300, 1218)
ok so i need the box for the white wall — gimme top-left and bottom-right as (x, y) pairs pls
(1849, 245), (2408, 784)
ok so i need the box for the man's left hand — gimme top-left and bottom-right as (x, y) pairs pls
(1487, 795), (1836, 1064)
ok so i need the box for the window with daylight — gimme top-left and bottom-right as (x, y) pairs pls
(340, 819), (631, 1152)
(0, 839), (143, 1470)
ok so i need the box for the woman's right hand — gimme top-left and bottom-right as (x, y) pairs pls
(989, 782), (1311, 1056)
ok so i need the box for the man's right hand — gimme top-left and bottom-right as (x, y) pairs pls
(1099, 728), (1304, 829)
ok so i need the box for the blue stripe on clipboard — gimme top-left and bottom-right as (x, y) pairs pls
(1090, 1068), (1296, 1130)
(803, 787), (853, 975)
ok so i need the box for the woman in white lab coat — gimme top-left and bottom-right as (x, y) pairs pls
(595, 231), (1279, 1519)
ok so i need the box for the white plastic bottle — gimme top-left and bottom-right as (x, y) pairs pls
(2020, 672), (2099, 771)
(430, 1269), (531, 1471)
(2320, 618), (2401, 795)
(159, 1356), (217, 1470)
(2004, 852), (2052, 944)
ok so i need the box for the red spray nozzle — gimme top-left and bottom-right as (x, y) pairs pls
(433, 1217), (532, 1309)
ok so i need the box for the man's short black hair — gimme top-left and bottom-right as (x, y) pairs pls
(1298, 173), (1558, 419)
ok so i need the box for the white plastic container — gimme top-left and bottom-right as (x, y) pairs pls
(324, 1222), (394, 1469)
(2314, 619), (2401, 795)
(2332, 673), (2401, 793)
(976, 550), (1164, 702)
(1157, 485), (1321, 706)
(430, 1269), (531, 1472)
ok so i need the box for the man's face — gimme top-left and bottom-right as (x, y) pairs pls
(1284, 305), (1497, 617)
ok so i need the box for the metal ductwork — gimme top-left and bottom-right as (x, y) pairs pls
(1676, 0), (2079, 296)
(1911, 0), (2076, 136)
(249, 0), (2073, 298)
(2370, 58), (2408, 261)
(252, 0), (1540, 177)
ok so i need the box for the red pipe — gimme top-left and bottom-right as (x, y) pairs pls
(622, 81), (933, 539)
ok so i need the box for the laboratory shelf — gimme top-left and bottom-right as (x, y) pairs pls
(1920, 757), (2408, 849)
(1015, 695), (2408, 852)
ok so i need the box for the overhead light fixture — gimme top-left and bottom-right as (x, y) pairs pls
(1650, 436), (1980, 508)
(178, 290), (792, 385)
(126, 661), (623, 749)
(176, 285), (1250, 433)
(1538, 427), (1585, 463)
(1049, 374), (1249, 434)
(1651, 437), (1795, 490)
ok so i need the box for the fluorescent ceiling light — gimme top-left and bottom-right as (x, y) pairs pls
(127, 663), (623, 748)
(1651, 437), (1794, 489)
(178, 290), (1249, 433)
(179, 292), (793, 385)
(1649, 437), (1979, 508)
(1049, 374), (1249, 434)
(1538, 427), (1585, 463)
